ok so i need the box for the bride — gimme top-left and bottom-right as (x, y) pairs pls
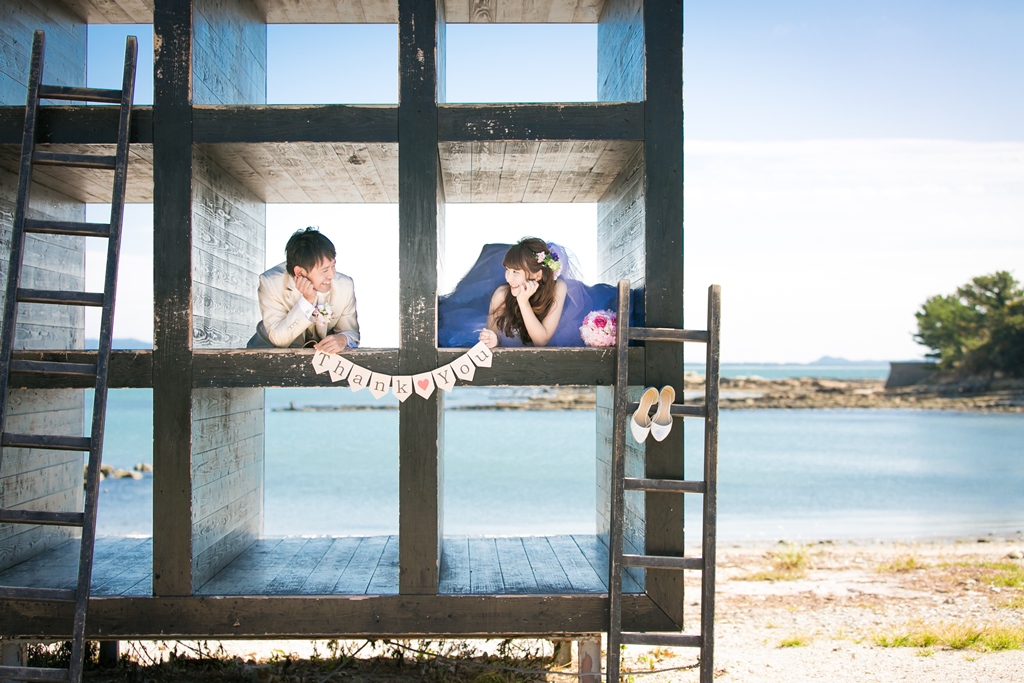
(438, 237), (621, 348)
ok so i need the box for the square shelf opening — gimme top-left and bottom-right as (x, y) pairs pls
(263, 388), (399, 537)
(87, 24), (154, 106)
(85, 203), (153, 348)
(442, 392), (597, 536)
(444, 24), (597, 103)
(267, 204), (399, 349)
(268, 25), (398, 105)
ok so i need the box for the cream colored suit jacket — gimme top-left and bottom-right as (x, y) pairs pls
(256, 262), (360, 348)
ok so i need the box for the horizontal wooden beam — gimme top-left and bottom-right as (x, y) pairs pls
(8, 348), (647, 388)
(438, 103), (644, 141)
(9, 351), (152, 388)
(192, 106), (398, 143)
(0, 104), (644, 146)
(201, 347), (646, 387)
(0, 593), (674, 638)
(0, 106), (153, 145)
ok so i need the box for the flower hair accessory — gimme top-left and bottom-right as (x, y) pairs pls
(580, 309), (617, 347)
(534, 249), (562, 279)
(310, 302), (332, 324)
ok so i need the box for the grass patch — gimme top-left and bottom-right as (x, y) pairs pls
(742, 543), (810, 581)
(1000, 595), (1024, 609)
(878, 554), (928, 573)
(778, 634), (809, 648)
(873, 622), (1024, 652)
(941, 559), (1024, 588)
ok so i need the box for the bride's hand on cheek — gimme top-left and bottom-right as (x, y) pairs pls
(517, 280), (539, 303)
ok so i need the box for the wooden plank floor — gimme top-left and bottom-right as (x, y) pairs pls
(0, 535), (643, 596)
(0, 536), (152, 597)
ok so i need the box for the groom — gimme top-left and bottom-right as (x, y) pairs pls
(247, 227), (360, 352)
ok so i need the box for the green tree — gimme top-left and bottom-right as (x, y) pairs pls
(914, 271), (1024, 376)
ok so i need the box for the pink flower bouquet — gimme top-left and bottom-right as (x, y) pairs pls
(580, 309), (617, 347)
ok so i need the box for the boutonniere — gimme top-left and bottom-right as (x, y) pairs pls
(311, 302), (332, 324)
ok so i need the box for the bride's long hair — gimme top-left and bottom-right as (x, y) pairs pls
(495, 238), (558, 344)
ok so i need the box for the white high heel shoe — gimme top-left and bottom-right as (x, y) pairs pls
(650, 385), (675, 441)
(630, 387), (659, 443)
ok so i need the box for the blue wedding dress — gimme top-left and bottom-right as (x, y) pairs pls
(438, 243), (640, 348)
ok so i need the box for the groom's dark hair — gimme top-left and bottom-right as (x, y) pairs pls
(286, 227), (336, 276)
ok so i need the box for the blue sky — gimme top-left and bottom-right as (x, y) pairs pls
(85, 3), (1023, 361)
(685, 0), (1024, 140)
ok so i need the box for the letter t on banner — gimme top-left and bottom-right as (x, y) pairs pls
(312, 350), (331, 374)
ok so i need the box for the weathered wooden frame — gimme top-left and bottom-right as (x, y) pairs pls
(0, 0), (684, 638)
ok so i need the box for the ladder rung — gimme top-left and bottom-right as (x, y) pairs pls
(0, 509), (84, 527)
(622, 554), (703, 570)
(17, 288), (105, 307)
(0, 585), (76, 602)
(1, 433), (91, 451)
(628, 327), (709, 343)
(33, 151), (116, 170)
(38, 84), (122, 104)
(10, 359), (97, 377)
(0, 666), (70, 682)
(24, 218), (110, 237)
(621, 632), (702, 648)
(624, 477), (705, 494)
(627, 402), (705, 418)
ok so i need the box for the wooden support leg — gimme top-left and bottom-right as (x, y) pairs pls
(551, 639), (572, 666)
(577, 637), (601, 683)
(99, 641), (119, 668)
(1, 640), (27, 683)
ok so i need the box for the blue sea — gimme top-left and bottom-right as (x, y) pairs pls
(90, 363), (1024, 543)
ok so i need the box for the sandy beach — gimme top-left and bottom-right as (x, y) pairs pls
(63, 537), (1024, 683)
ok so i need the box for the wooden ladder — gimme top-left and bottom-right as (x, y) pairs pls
(0, 30), (137, 683)
(606, 280), (721, 683)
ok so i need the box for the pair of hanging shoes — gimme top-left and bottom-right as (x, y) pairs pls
(630, 385), (676, 443)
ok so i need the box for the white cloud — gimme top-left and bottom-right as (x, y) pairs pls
(85, 204), (153, 343)
(684, 139), (1024, 362)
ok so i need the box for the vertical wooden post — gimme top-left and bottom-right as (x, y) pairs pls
(597, 0), (647, 591)
(0, 0), (87, 572)
(577, 637), (601, 683)
(189, 0), (266, 589)
(1, 639), (27, 683)
(641, 0), (685, 628)
(153, 0), (196, 596)
(154, 0), (267, 595)
(397, 0), (444, 595)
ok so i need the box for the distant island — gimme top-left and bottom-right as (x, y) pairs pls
(685, 356), (896, 368)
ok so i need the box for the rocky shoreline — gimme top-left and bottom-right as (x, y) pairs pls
(274, 377), (1024, 413)
(708, 375), (1024, 412)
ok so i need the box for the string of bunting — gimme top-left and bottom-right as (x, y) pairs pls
(311, 341), (494, 401)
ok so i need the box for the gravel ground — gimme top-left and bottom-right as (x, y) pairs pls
(660, 538), (1024, 682)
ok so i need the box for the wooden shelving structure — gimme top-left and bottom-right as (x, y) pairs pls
(0, 0), (684, 642)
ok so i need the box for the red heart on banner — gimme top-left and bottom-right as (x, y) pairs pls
(417, 379), (430, 390)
